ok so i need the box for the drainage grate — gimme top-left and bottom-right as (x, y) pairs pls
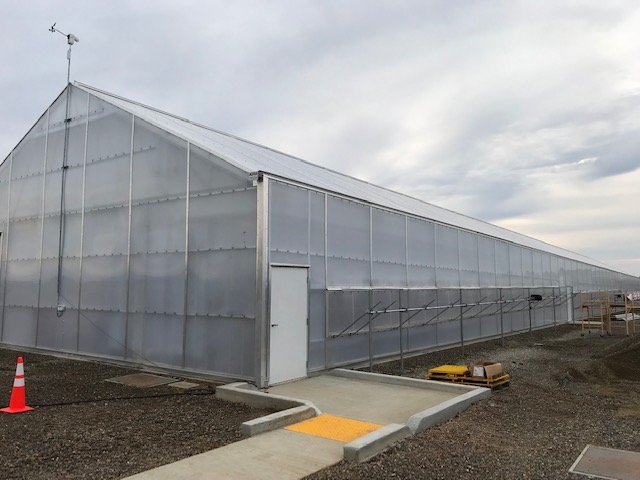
(569, 445), (640, 480)
(106, 373), (176, 388)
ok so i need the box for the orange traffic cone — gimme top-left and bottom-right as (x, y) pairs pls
(1, 356), (34, 414)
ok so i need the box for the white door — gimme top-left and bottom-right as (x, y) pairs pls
(268, 265), (309, 385)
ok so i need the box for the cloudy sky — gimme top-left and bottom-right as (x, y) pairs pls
(1, 1), (639, 275)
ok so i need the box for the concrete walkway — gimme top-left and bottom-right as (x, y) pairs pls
(124, 371), (488, 479)
(125, 429), (343, 480)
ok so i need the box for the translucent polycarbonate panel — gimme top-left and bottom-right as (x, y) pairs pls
(436, 267), (459, 287)
(522, 249), (534, 286)
(127, 313), (184, 366)
(478, 236), (496, 274)
(0, 179), (9, 222)
(187, 248), (256, 317)
(40, 213), (82, 261)
(43, 171), (61, 216)
(131, 199), (186, 254)
(435, 225), (458, 270)
(38, 258), (58, 308)
(62, 166), (84, 212)
(403, 323), (437, 351)
(407, 218), (435, 267)
(78, 310), (126, 358)
(2, 307), (37, 345)
(270, 250), (307, 265)
(5, 260), (39, 307)
(184, 315), (255, 377)
(327, 257), (370, 287)
(83, 155), (130, 210)
(371, 290), (400, 331)
(9, 175), (43, 219)
(480, 314), (501, 338)
(372, 209), (405, 264)
(189, 144), (251, 194)
(132, 117), (188, 202)
(509, 244), (523, 286)
(408, 265), (436, 287)
(80, 255), (128, 311)
(309, 191), (325, 255)
(309, 288), (326, 342)
(10, 114), (47, 180)
(460, 269), (480, 288)
(495, 241), (510, 286)
(82, 208), (128, 256)
(326, 334), (369, 367)
(372, 261), (406, 286)
(188, 188), (257, 251)
(129, 253), (185, 315)
(542, 254), (552, 286)
(371, 329), (403, 358)
(7, 219), (40, 260)
(458, 230), (479, 272)
(270, 181), (309, 254)
(85, 94), (132, 166)
(462, 317), (481, 341)
(310, 254), (325, 289)
(327, 196), (370, 261)
(327, 290), (369, 336)
(558, 258), (566, 285)
(436, 319), (461, 345)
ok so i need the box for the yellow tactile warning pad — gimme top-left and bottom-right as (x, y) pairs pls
(428, 365), (469, 375)
(285, 414), (383, 443)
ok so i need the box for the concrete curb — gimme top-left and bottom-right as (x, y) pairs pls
(406, 387), (491, 434)
(240, 405), (316, 437)
(343, 424), (411, 463)
(329, 368), (478, 394)
(216, 382), (322, 415)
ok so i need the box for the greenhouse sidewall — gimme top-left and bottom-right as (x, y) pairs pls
(0, 85), (258, 379)
(266, 178), (640, 371)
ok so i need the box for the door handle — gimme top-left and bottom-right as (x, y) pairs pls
(271, 323), (279, 327)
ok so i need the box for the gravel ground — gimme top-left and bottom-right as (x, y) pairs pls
(3, 325), (639, 480)
(0, 349), (274, 480)
(307, 324), (640, 480)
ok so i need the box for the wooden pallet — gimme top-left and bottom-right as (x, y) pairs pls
(428, 372), (511, 390)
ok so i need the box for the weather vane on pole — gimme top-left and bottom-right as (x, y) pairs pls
(49, 23), (79, 85)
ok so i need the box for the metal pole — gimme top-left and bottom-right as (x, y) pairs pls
(528, 287), (532, 334)
(399, 289), (404, 374)
(459, 288), (464, 355)
(499, 288), (504, 346)
(552, 287), (557, 327)
(368, 290), (373, 372)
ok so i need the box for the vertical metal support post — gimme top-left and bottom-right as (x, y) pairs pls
(35, 109), (50, 346)
(255, 175), (270, 387)
(459, 288), (464, 356)
(399, 289), (403, 374)
(499, 287), (504, 346)
(368, 206), (373, 372)
(181, 143), (191, 368)
(323, 193), (328, 368)
(552, 286), (557, 327)
(527, 287), (532, 334)
(0, 152), (13, 340)
(123, 114), (135, 360)
(76, 95), (90, 352)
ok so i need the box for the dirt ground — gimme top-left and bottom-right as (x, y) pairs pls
(2, 325), (640, 480)
(307, 324), (640, 480)
(0, 349), (274, 480)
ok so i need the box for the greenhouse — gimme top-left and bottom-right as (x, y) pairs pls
(0, 83), (637, 387)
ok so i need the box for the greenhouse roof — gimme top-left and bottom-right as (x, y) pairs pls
(75, 82), (613, 271)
